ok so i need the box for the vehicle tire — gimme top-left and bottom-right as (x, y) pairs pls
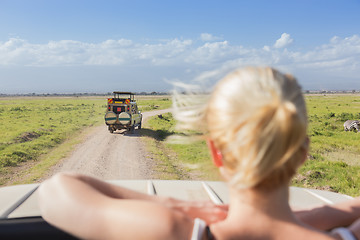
(138, 121), (142, 129)
(130, 126), (135, 134)
(110, 129), (114, 133)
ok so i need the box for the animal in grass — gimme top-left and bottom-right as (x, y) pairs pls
(344, 120), (360, 132)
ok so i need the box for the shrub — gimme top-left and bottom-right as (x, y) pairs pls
(327, 112), (335, 118)
(338, 112), (354, 121)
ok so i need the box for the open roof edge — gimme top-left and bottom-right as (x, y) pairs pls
(113, 91), (135, 95)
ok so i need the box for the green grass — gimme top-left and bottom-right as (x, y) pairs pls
(137, 96), (172, 112)
(0, 97), (105, 169)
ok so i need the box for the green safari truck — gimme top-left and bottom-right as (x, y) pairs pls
(104, 92), (142, 133)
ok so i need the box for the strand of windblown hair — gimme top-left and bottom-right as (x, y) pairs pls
(172, 89), (210, 133)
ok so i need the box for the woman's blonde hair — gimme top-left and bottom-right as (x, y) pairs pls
(173, 66), (308, 190)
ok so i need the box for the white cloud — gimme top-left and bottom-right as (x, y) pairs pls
(0, 35), (359, 71)
(0, 34), (359, 91)
(186, 41), (232, 64)
(0, 38), (194, 66)
(200, 33), (222, 42)
(274, 33), (294, 48)
(290, 35), (360, 70)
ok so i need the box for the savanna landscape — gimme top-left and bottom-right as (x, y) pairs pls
(0, 94), (360, 196)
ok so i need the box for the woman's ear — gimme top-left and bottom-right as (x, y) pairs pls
(207, 139), (223, 168)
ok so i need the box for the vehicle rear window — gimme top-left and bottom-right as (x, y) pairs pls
(113, 106), (125, 114)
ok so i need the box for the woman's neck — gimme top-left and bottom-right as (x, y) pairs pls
(226, 184), (298, 222)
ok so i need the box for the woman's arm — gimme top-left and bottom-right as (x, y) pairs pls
(38, 173), (193, 240)
(55, 173), (158, 200)
(40, 173), (228, 223)
(294, 198), (360, 231)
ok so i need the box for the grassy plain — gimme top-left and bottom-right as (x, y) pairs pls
(293, 94), (360, 196)
(0, 95), (171, 185)
(2, 94), (360, 196)
(146, 94), (360, 196)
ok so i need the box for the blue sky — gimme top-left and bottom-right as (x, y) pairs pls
(0, 0), (359, 93)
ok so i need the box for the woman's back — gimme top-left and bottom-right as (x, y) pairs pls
(210, 212), (336, 240)
(206, 185), (336, 240)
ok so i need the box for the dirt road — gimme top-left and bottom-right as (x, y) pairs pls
(48, 109), (170, 180)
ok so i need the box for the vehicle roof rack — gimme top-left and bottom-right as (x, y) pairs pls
(113, 91), (135, 95)
(112, 92), (136, 101)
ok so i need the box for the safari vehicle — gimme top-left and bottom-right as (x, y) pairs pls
(105, 92), (142, 133)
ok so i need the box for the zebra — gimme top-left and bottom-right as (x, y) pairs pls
(344, 120), (360, 132)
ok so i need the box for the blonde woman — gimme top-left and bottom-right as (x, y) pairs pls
(38, 67), (360, 240)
